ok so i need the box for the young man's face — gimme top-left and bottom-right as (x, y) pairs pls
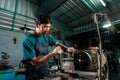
(37, 23), (51, 34)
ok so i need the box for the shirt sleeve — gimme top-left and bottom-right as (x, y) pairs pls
(48, 34), (57, 46)
(22, 38), (36, 60)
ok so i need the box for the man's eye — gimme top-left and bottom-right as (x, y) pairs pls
(43, 26), (45, 27)
(44, 26), (49, 28)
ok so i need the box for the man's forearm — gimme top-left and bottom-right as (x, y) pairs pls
(31, 51), (56, 66)
(56, 42), (68, 50)
(38, 51), (56, 64)
(31, 46), (62, 66)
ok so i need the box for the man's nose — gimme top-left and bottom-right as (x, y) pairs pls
(46, 28), (49, 31)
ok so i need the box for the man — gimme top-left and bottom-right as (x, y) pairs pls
(22, 15), (75, 80)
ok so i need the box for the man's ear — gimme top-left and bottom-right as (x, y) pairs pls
(35, 22), (39, 28)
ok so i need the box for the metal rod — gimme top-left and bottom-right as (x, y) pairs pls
(11, 0), (19, 31)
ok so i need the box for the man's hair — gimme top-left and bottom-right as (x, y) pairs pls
(35, 15), (52, 24)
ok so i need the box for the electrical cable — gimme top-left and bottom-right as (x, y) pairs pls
(93, 13), (104, 80)
(93, 12), (109, 80)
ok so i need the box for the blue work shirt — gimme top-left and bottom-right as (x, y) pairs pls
(22, 33), (57, 80)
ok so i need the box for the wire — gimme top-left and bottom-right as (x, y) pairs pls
(93, 13), (103, 80)
(94, 12), (109, 80)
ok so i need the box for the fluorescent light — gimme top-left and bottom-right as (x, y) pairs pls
(100, 0), (106, 7)
(103, 24), (111, 28)
(103, 21), (111, 28)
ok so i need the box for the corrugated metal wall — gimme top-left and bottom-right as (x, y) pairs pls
(0, 0), (16, 12)
(0, 0), (39, 31)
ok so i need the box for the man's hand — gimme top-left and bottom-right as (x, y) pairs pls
(55, 42), (76, 53)
(52, 46), (63, 55)
(67, 47), (76, 53)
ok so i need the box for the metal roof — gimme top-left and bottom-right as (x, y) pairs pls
(34, 0), (120, 35)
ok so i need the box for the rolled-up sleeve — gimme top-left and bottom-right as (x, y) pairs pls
(22, 39), (36, 60)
